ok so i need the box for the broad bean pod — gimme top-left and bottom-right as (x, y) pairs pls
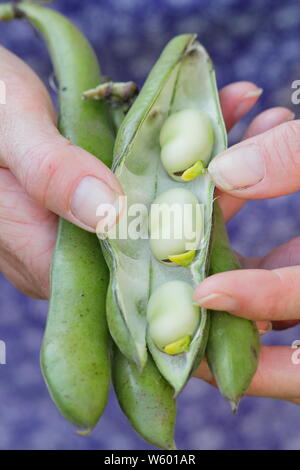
(206, 202), (260, 411)
(102, 34), (226, 394)
(0, 1), (114, 432)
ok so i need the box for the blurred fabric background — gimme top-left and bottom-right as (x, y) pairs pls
(1, 0), (300, 450)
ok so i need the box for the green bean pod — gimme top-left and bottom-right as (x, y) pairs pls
(102, 35), (227, 394)
(206, 202), (260, 411)
(103, 105), (177, 450)
(1, 2), (114, 431)
(112, 348), (176, 450)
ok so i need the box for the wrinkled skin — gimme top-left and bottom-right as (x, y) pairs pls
(0, 46), (299, 402)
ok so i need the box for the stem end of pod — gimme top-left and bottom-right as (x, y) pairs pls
(168, 440), (177, 451)
(82, 81), (138, 106)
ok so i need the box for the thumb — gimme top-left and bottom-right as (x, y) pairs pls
(0, 46), (122, 232)
(208, 116), (299, 199)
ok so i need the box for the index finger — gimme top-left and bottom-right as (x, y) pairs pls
(219, 81), (262, 132)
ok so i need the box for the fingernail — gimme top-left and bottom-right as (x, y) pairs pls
(286, 111), (295, 121)
(243, 88), (263, 99)
(208, 144), (265, 191)
(193, 293), (221, 306)
(235, 88), (263, 120)
(195, 292), (238, 311)
(194, 358), (215, 383)
(257, 320), (272, 335)
(71, 176), (119, 230)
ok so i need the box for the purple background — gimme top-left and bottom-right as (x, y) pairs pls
(1, 0), (300, 450)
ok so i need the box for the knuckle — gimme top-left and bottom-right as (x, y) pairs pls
(19, 137), (69, 207)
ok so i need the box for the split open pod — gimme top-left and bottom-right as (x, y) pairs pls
(102, 34), (227, 394)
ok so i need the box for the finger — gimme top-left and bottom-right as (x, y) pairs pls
(218, 107), (295, 221)
(194, 346), (300, 400)
(257, 320), (272, 335)
(242, 236), (300, 331)
(0, 46), (122, 232)
(219, 81), (262, 132)
(194, 265), (300, 321)
(243, 107), (295, 139)
(0, 168), (57, 298)
(247, 346), (300, 398)
(208, 112), (300, 200)
(193, 357), (216, 385)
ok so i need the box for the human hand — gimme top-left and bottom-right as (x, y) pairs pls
(193, 85), (300, 403)
(0, 46), (123, 298)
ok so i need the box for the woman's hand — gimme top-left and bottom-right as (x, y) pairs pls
(0, 46), (123, 298)
(193, 83), (300, 404)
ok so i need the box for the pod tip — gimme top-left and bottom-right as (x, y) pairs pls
(229, 398), (240, 415)
(76, 428), (92, 437)
(158, 439), (177, 451)
(169, 440), (177, 451)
